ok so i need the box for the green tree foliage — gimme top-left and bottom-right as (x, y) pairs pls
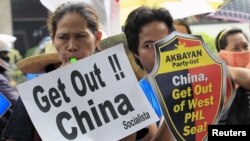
(196, 32), (218, 55)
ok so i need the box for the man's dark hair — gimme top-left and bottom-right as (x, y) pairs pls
(215, 27), (249, 52)
(124, 6), (174, 69)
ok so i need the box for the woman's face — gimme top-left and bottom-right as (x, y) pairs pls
(53, 13), (102, 66)
(136, 21), (170, 73)
(225, 33), (249, 52)
(174, 24), (189, 34)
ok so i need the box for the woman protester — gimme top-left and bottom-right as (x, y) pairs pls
(4, 2), (135, 141)
(216, 27), (250, 90)
(174, 19), (192, 34)
(215, 27), (250, 125)
(48, 2), (137, 140)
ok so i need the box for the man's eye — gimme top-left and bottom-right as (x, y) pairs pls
(77, 35), (87, 39)
(145, 44), (153, 48)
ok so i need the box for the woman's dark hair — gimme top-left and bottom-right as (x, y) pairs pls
(215, 27), (249, 52)
(124, 6), (174, 69)
(47, 2), (99, 39)
(174, 19), (192, 34)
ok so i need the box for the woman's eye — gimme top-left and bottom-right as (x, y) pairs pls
(232, 47), (240, 51)
(243, 45), (249, 50)
(58, 36), (68, 40)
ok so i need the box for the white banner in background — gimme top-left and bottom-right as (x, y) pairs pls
(17, 44), (158, 141)
(40, 0), (121, 37)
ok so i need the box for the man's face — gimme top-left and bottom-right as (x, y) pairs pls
(136, 21), (170, 73)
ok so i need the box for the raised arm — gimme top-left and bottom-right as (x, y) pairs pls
(228, 66), (250, 90)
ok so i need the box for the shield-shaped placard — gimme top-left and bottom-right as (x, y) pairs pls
(148, 32), (227, 141)
(219, 72), (235, 124)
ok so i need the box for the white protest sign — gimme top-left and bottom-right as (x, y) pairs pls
(17, 44), (159, 141)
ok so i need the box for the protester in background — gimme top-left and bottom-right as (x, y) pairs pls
(0, 37), (18, 104)
(124, 6), (175, 141)
(0, 35), (18, 140)
(0, 34), (25, 87)
(215, 27), (250, 90)
(174, 19), (192, 34)
(215, 27), (250, 125)
(0, 34), (17, 82)
(2, 41), (61, 141)
(215, 27), (249, 52)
